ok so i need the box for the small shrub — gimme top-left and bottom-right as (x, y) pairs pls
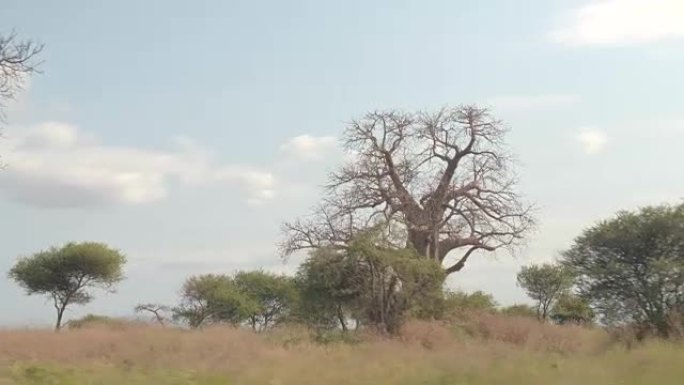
(500, 304), (537, 318)
(443, 290), (498, 319)
(67, 314), (129, 330)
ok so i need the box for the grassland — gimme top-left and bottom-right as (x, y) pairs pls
(1, 314), (683, 385)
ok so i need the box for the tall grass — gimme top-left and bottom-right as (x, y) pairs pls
(1, 313), (682, 384)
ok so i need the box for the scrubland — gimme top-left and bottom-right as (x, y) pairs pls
(1, 313), (683, 385)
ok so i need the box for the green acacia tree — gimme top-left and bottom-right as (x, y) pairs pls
(516, 263), (573, 321)
(562, 203), (684, 337)
(8, 242), (126, 330)
(233, 270), (299, 332)
(172, 274), (256, 328)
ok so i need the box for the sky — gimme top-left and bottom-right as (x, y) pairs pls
(1, 0), (683, 326)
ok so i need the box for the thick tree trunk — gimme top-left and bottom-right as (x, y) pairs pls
(408, 231), (430, 258)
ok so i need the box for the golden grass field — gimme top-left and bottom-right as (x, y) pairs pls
(1, 313), (683, 385)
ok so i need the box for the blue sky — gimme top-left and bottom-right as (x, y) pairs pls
(1, 0), (683, 326)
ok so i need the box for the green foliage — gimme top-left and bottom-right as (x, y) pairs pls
(350, 230), (445, 333)
(172, 274), (256, 328)
(67, 314), (126, 330)
(295, 247), (363, 330)
(173, 271), (298, 331)
(296, 226), (445, 334)
(550, 294), (594, 325)
(500, 304), (537, 318)
(516, 263), (573, 320)
(8, 242), (126, 330)
(233, 270), (299, 331)
(443, 290), (498, 317)
(561, 203), (684, 337)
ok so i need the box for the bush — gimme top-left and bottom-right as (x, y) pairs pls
(443, 290), (498, 318)
(500, 304), (537, 318)
(67, 314), (129, 330)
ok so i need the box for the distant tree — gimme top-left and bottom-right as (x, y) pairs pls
(282, 105), (534, 276)
(550, 293), (594, 325)
(516, 263), (573, 321)
(67, 314), (125, 330)
(562, 203), (684, 337)
(8, 242), (126, 330)
(443, 290), (498, 317)
(135, 303), (172, 326)
(499, 304), (537, 318)
(172, 274), (256, 328)
(233, 271), (299, 332)
(0, 31), (42, 120)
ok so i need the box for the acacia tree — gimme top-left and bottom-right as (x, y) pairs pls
(172, 274), (256, 328)
(8, 242), (126, 330)
(0, 32), (42, 119)
(282, 105), (533, 275)
(562, 203), (684, 337)
(516, 263), (573, 321)
(233, 271), (299, 332)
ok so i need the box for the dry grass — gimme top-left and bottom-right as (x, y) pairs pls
(1, 314), (683, 384)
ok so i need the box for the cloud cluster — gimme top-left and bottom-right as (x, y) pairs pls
(0, 122), (276, 208)
(577, 127), (608, 154)
(551, 0), (684, 46)
(279, 134), (337, 160)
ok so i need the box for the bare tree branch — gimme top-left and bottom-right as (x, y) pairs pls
(135, 303), (171, 326)
(0, 31), (43, 120)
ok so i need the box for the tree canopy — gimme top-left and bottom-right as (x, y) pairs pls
(8, 242), (126, 330)
(516, 263), (573, 321)
(172, 274), (256, 328)
(562, 203), (684, 337)
(233, 271), (299, 331)
(172, 271), (298, 331)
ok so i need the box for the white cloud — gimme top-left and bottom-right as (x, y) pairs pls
(280, 134), (337, 160)
(0, 122), (276, 208)
(577, 127), (608, 154)
(551, 0), (684, 46)
(489, 94), (580, 113)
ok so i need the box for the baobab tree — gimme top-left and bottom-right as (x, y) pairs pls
(282, 105), (534, 275)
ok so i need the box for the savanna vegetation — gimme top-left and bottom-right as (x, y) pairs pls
(3, 30), (684, 385)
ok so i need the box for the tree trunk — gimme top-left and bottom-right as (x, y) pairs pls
(55, 305), (66, 331)
(408, 231), (429, 258)
(337, 306), (348, 332)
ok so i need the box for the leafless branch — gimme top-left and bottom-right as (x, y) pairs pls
(0, 31), (43, 120)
